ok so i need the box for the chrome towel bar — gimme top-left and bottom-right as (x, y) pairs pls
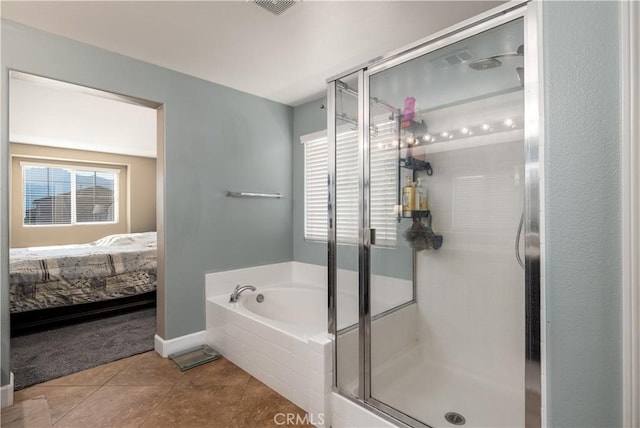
(224, 191), (282, 199)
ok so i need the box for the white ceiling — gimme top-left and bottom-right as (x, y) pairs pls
(10, 75), (158, 157)
(1, 1), (505, 107)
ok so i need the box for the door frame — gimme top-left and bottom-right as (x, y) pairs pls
(4, 69), (166, 365)
(328, 1), (543, 427)
(622, 1), (640, 426)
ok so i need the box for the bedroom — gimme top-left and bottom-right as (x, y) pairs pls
(8, 72), (159, 383)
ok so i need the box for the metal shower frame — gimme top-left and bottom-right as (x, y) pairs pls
(327, 1), (542, 427)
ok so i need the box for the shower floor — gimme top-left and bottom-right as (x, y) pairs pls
(366, 343), (524, 427)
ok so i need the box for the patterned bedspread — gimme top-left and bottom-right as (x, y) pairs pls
(9, 232), (157, 313)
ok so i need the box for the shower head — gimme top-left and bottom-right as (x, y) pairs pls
(469, 57), (502, 70)
(468, 44), (524, 71)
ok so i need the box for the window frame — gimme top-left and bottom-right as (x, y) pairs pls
(302, 120), (398, 247)
(21, 160), (121, 227)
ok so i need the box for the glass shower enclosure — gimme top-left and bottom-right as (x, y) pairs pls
(327, 3), (540, 428)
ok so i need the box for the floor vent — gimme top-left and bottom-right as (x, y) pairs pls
(254, 0), (297, 16)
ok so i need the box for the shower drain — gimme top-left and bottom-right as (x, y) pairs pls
(444, 412), (466, 425)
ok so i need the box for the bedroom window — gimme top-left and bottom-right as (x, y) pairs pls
(302, 122), (397, 246)
(22, 164), (119, 226)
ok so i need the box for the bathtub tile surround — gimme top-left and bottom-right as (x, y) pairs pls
(206, 262), (330, 427)
(205, 261), (327, 299)
(206, 261), (422, 428)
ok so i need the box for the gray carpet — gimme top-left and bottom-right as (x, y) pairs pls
(11, 308), (156, 390)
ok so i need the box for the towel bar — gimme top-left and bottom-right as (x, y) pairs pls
(224, 191), (282, 199)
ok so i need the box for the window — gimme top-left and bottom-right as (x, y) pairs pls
(303, 120), (398, 246)
(23, 163), (119, 226)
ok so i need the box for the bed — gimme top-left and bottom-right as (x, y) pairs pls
(9, 232), (157, 334)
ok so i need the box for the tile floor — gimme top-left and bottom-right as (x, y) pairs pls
(14, 351), (313, 427)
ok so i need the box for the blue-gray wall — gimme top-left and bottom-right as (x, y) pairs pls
(542, 2), (621, 426)
(1, 20), (293, 385)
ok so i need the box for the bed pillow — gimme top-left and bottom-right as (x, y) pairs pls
(92, 232), (156, 247)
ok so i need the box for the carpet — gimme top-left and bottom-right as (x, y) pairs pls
(11, 307), (156, 390)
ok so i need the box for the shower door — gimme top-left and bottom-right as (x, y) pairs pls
(329, 4), (540, 428)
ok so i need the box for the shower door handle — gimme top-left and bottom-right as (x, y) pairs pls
(369, 228), (376, 246)
(515, 211), (525, 269)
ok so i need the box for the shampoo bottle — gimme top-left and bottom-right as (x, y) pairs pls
(402, 175), (416, 217)
(417, 178), (428, 211)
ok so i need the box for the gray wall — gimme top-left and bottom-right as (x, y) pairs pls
(1, 20), (293, 386)
(542, 1), (622, 426)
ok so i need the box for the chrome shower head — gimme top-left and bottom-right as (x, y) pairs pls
(468, 44), (524, 71)
(469, 57), (502, 70)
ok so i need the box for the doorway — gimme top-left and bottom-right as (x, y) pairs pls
(7, 70), (165, 388)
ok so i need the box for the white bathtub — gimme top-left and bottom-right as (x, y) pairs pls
(238, 286), (328, 339)
(205, 261), (414, 428)
(206, 263), (334, 427)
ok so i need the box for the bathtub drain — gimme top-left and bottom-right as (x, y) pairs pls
(256, 294), (264, 303)
(444, 412), (466, 425)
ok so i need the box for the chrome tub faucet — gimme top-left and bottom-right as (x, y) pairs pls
(229, 284), (257, 303)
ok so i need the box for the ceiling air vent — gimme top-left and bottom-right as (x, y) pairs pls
(431, 48), (474, 69)
(254, 0), (297, 16)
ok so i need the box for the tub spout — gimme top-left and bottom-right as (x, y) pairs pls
(229, 284), (257, 303)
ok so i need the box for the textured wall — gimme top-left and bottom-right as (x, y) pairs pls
(542, 2), (622, 426)
(1, 20), (293, 385)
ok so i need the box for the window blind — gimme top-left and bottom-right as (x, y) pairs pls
(23, 164), (118, 226)
(303, 119), (398, 246)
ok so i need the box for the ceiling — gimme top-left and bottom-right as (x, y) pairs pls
(10, 73), (158, 158)
(1, 1), (505, 107)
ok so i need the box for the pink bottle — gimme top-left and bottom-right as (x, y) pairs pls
(402, 96), (416, 122)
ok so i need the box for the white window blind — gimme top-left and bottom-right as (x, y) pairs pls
(304, 134), (328, 241)
(23, 163), (119, 226)
(303, 119), (398, 246)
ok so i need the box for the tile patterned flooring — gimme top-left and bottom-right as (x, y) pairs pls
(14, 351), (312, 427)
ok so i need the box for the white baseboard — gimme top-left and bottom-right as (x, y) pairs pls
(1, 373), (14, 408)
(154, 331), (206, 358)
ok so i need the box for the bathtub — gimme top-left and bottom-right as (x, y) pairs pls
(206, 274), (334, 427)
(205, 261), (414, 428)
(238, 286), (329, 339)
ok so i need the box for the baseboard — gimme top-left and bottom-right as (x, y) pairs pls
(154, 331), (206, 358)
(1, 373), (14, 408)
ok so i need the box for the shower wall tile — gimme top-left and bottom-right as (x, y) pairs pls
(331, 393), (396, 428)
(415, 140), (525, 400)
(371, 304), (418, 370)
